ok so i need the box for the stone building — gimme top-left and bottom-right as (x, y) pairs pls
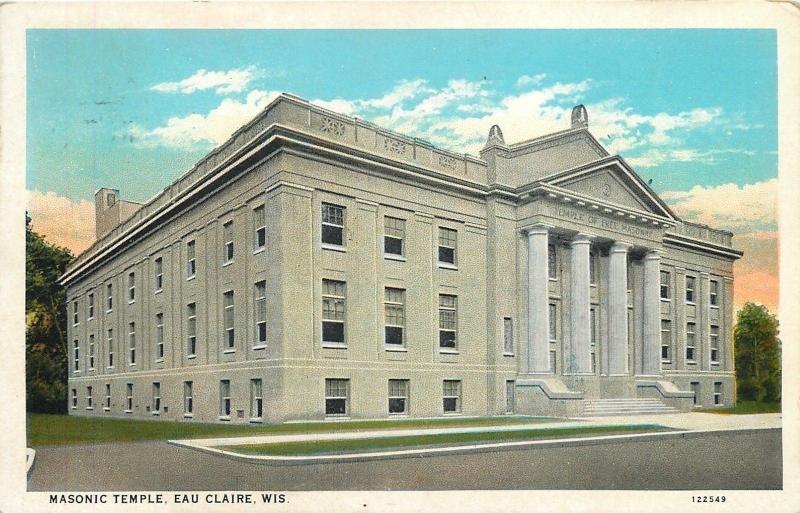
(60, 94), (741, 422)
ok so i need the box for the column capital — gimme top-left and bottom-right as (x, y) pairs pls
(570, 232), (593, 245)
(522, 223), (553, 236)
(643, 248), (664, 260)
(610, 241), (634, 253)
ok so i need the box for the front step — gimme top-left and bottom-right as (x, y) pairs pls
(580, 398), (677, 417)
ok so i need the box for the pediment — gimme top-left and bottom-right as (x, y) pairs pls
(542, 157), (676, 220)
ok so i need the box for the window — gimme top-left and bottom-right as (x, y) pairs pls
(154, 257), (163, 292)
(321, 203), (345, 247)
(384, 216), (405, 257)
(547, 244), (557, 279)
(503, 317), (513, 354)
(88, 334), (95, 370)
(254, 205), (266, 250)
(127, 272), (135, 303)
(322, 279), (346, 345)
(686, 322), (696, 362)
(223, 221), (234, 263)
(548, 303), (557, 342)
(223, 291), (235, 350)
(685, 276), (695, 303)
(128, 273), (136, 303)
(714, 382), (723, 405)
(187, 240), (196, 278)
(87, 293), (94, 319)
(184, 381), (193, 415)
(590, 309), (597, 373)
(255, 281), (267, 346)
(710, 325), (720, 364)
(691, 382), (700, 405)
(710, 280), (719, 307)
(219, 380), (231, 418)
(152, 382), (161, 415)
(438, 227), (457, 266)
(187, 303), (197, 356)
(125, 383), (133, 412)
(107, 329), (114, 368)
(443, 380), (461, 414)
(589, 249), (597, 285)
(660, 271), (670, 299)
(438, 294), (457, 350)
(73, 340), (79, 372)
(384, 288), (405, 346)
(627, 261), (634, 291)
(128, 322), (136, 365)
(155, 313), (164, 360)
(549, 350), (557, 373)
(661, 320), (672, 362)
(106, 283), (113, 311)
(251, 379), (263, 419)
(506, 380), (515, 414)
(388, 379), (409, 415)
(104, 384), (111, 410)
(325, 378), (349, 416)
(71, 388), (77, 409)
(86, 386), (93, 409)
(72, 301), (79, 325)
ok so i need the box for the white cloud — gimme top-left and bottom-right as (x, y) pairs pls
(151, 66), (261, 95)
(516, 73), (547, 87)
(661, 178), (777, 231)
(27, 190), (95, 255)
(128, 90), (280, 149)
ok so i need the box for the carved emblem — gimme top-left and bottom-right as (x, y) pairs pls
(602, 183), (611, 197)
(438, 154), (457, 170)
(383, 137), (407, 155)
(320, 116), (346, 137)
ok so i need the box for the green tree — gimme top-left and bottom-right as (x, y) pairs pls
(26, 214), (73, 413)
(734, 302), (781, 402)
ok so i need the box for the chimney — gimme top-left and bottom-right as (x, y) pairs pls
(95, 188), (121, 240)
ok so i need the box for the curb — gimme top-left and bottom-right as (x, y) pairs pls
(168, 427), (780, 467)
(26, 448), (36, 479)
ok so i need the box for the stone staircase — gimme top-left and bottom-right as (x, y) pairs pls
(580, 397), (678, 417)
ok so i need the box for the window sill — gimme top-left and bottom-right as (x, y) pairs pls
(711, 361), (721, 366)
(252, 344), (268, 350)
(437, 262), (458, 270)
(103, 407), (110, 411)
(249, 418), (264, 423)
(443, 411), (462, 416)
(222, 260), (234, 268)
(154, 358), (164, 363)
(321, 243), (347, 253)
(685, 301), (696, 306)
(253, 247), (266, 255)
(710, 305), (720, 309)
(218, 416), (231, 422)
(86, 407), (94, 411)
(502, 352), (515, 357)
(73, 370), (81, 375)
(661, 360), (672, 364)
(389, 413), (409, 417)
(324, 415), (350, 420)
(439, 349), (460, 355)
(660, 298), (671, 302)
(384, 253), (406, 262)
(128, 300), (136, 305)
(187, 354), (197, 359)
(184, 413), (194, 419)
(686, 360), (697, 365)
(152, 411), (160, 416)
(548, 277), (558, 282)
(71, 407), (77, 410)
(223, 349), (236, 354)
(106, 310), (113, 314)
(154, 289), (163, 295)
(87, 317), (94, 322)
(128, 363), (137, 367)
(73, 323), (79, 328)
(322, 342), (348, 349)
(107, 366), (114, 370)
(187, 275), (196, 282)
(384, 346), (407, 352)
(124, 410), (132, 414)
(590, 284), (597, 288)
(88, 367), (95, 372)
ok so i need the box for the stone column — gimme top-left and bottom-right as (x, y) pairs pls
(642, 249), (663, 375)
(569, 234), (592, 374)
(526, 225), (551, 373)
(607, 241), (632, 375)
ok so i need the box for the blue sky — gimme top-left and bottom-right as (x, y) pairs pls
(27, 29), (776, 203)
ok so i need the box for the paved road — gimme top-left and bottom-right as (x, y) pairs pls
(29, 429), (781, 491)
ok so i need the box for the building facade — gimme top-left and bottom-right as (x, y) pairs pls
(61, 94), (741, 423)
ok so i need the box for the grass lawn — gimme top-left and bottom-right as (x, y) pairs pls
(695, 400), (781, 415)
(223, 425), (669, 456)
(27, 413), (552, 446)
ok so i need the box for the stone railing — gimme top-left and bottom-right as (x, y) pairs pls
(669, 220), (733, 247)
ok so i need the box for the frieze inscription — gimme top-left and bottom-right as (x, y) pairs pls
(552, 205), (658, 239)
